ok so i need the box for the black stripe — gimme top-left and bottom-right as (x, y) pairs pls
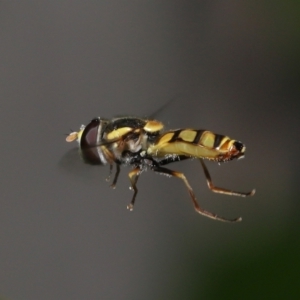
(169, 130), (181, 142)
(213, 134), (225, 148)
(193, 130), (204, 144)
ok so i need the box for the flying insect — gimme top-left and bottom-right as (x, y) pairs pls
(66, 116), (255, 222)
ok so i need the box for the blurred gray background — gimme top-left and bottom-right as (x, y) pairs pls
(0, 1), (299, 299)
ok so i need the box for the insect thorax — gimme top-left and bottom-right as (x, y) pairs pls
(79, 117), (163, 166)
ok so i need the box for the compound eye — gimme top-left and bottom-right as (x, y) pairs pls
(80, 118), (100, 149)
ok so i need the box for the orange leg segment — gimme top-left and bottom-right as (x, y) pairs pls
(153, 166), (241, 222)
(199, 159), (255, 197)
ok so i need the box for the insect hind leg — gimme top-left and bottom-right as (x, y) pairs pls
(199, 159), (255, 197)
(153, 166), (241, 222)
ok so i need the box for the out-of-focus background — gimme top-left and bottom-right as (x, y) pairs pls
(0, 1), (299, 299)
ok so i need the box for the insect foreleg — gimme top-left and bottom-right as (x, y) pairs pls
(199, 159), (255, 197)
(106, 164), (113, 182)
(127, 167), (140, 211)
(153, 166), (241, 222)
(110, 163), (121, 189)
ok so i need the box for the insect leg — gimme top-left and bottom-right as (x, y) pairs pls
(127, 167), (140, 211)
(110, 163), (121, 189)
(200, 159), (255, 197)
(153, 166), (241, 222)
(106, 164), (113, 182)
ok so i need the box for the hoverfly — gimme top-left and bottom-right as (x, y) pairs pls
(66, 116), (255, 222)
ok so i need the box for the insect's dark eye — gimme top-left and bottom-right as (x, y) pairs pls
(80, 118), (100, 148)
(79, 118), (102, 164)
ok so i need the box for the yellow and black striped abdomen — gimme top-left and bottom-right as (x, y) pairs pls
(147, 129), (245, 162)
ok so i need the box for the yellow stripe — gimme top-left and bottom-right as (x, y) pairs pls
(178, 130), (197, 142)
(157, 132), (174, 144)
(106, 127), (133, 140)
(199, 131), (215, 148)
(218, 138), (232, 150)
